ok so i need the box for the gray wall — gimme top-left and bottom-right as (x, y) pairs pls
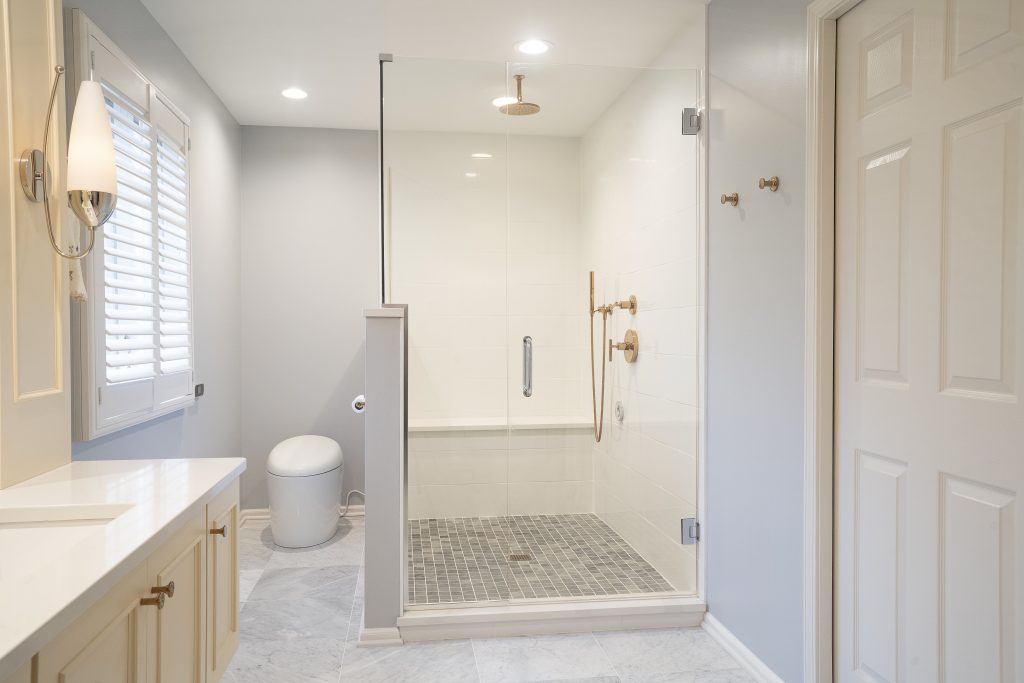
(705, 0), (810, 681)
(239, 126), (378, 508)
(70, 0), (243, 467)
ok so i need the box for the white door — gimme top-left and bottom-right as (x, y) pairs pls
(835, 0), (1024, 681)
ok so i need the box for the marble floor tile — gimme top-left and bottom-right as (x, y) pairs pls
(227, 635), (345, 683)
(594, 629), (737, 679)
(239, 593), (354, 643)
(238, 523), (276, 571)
(618, 671), (754, 683)
(248, 565), (359, 603)
(239, 568), (264, 603)
(265, 518), (365, 570)
(473, 633), (617, 683)
(341, 638), (479, 683)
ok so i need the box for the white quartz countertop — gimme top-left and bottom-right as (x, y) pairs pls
(0, 458), (245, 679)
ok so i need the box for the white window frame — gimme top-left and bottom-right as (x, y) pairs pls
(66, 9), (196, 441)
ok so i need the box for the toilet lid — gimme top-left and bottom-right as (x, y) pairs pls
(267, 435), (343, 477)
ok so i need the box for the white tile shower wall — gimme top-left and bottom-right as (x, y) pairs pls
(581, 69), (700, 593)
(388, 131), (593, 517)
(407, 427), (592, 518)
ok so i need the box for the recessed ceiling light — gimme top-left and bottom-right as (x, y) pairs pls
(515, 39), (551, 55)
(471, 153), (493, 159)
(464, 172), (479, 178)
(281, 87), (308, 100)
(492, 96), (517, 108)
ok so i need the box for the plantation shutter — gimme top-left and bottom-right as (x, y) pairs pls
(72, 15), (194, 439)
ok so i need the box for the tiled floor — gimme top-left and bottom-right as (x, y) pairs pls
(229, 517), (753, 683)
(407, 514), (675, 605)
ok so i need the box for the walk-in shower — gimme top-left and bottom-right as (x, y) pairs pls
(381, 56), (701, 611)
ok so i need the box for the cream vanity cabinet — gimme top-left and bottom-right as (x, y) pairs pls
(32, 480), (240, 683)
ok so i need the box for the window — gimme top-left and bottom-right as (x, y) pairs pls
(69, 11), (195, 440)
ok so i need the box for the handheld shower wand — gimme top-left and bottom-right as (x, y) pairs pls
(589, 271), (609, 442)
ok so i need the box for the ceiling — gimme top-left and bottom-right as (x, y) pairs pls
(139, 0), (705, 131)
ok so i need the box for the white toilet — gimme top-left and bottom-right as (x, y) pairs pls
(266, 435), (344, 548)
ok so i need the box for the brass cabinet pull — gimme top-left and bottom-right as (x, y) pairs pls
(140, 593), (166, 609)
(720, 192), (739, 206)
(209, 525), (227, 538)
(758, 176), (780, 192)
(151, 581), (175, 598)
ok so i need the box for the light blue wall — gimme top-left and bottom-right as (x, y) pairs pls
(706, 0), (811, 680)
(239, 126), (378, 508)
(68, 0), (244, 469)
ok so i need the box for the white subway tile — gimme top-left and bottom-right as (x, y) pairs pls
(507, 481), (592, 515)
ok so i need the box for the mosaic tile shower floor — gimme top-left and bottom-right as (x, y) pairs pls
(407, 514), (676, 605)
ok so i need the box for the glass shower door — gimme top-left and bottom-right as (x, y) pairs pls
(504, 63), (701, 597)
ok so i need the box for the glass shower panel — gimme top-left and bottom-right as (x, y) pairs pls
(382, 57), (519, 606)
(382, 57), (511, 492)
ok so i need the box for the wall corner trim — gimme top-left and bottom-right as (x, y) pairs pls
(804, 1), (862, 681)
(703, 613), (785, 683)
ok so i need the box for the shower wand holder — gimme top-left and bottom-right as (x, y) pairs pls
(609, 330), (639, 363)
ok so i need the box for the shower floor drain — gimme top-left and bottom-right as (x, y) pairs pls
(508, 553), (532, 562)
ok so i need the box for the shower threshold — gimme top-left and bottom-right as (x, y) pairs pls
(397, 594), (705, 642)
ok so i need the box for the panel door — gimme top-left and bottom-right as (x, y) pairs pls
(207, 483), (240, 682)
(146, 514), (206, 683)
(835, 0), (1023, 681)
(36, 563), (149, 683)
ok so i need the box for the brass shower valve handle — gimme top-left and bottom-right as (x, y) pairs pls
(613, 295), (638, 315)
(758, 176), (780, 192)
(608, 330), (639, 363)
(720, 192), (739, 206)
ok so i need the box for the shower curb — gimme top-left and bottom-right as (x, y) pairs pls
(396, 596), (705, 642)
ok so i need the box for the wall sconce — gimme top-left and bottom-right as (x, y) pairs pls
(19, 65), (117, 260)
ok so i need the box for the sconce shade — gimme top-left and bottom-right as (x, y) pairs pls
(66, 81), (117, 195)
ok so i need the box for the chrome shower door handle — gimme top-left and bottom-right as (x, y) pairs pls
(522, 336), (533, 397)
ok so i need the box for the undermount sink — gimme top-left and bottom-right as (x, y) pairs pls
(0, 503), (134, 585)
(0, 502), (133, 528)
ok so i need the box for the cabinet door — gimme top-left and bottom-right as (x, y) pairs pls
(36, 563), (149, 683)
(146, 512), (207, 683)
(206, 480), (240, 682)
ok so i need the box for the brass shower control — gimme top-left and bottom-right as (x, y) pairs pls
(720, 192), (739, 206)
(758, 176), (780, 192)
(608, 330), (639, 363)
(614, 295), (638, 315)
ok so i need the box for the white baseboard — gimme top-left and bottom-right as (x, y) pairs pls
(239, 505), (364, 528)
(399, 596), (705, 642)
(702, 613), (784, 683)
(358, 626), (403, 647)
(239, 508), (269, 527)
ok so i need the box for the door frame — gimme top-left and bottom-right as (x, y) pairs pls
(803, 0), (863, 681)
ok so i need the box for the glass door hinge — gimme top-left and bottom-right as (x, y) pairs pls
(681, 517), (700, 545)
(682, 108), (701, 135)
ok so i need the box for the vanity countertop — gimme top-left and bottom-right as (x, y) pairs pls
(0, 458), (246, 680)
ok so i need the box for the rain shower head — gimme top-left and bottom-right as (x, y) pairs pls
(499, 74), (540, 116)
